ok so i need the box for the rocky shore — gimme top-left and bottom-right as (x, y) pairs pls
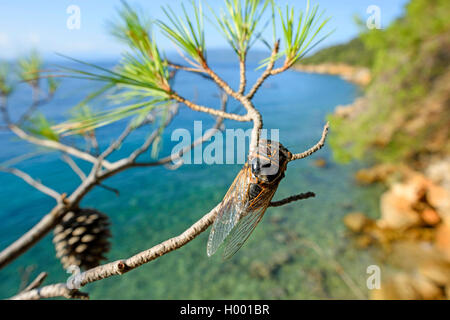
(333, 85), (450, 299)
(293, 63), (371, 86)
(343, 159), (450, 299)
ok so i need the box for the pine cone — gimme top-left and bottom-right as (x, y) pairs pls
(53, 208), (111, 270)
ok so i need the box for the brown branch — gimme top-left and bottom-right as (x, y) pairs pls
(9, 283), (89, 300)
(100, 113), (155, 159)
(0, 95), (11, 124)
(171, 92), (250, 122)
(16, 97), (51, 127)
(61, 154), (86, 181)
(0, 166), (61, 201)
(246, 41), (280, 100)
(0, 204), (67, 269)
(201, 64), (242, 102)
(269, 191), (315, 207)
(0, 38), (312, 281)
(0, 163), (104, 270)
(168, 62), (203, 74)
(21, 272), (48, 292)
(289, 122), (329, 161)
(270, 58), (293, 76)
(238, 57), (247, 95)
(0, 104), (203, 269)
(10, 203), (222, 300)
(125, 105), (179, 164)
(95, 183), (120, 196)
(134, 95), (227, 168)
(62, 154), (119, 196)
(8, 125), (114, 170)
(167, 61), (213, 82)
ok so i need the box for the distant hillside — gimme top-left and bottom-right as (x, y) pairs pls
(328, 0), (450, 165)
(300, 37), (374, 68)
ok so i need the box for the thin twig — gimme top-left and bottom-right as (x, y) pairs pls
(62, 154), (86, 181)
(127, 105), (179, 163)
(171, 92), (249, 122)
(134, 94), (227, 168)
(246, 41), (280, 100)
(95, 183), (120, 196)
(9, 203), (222, 300)
(269, 192), (315, 207)
(9, 283), (89, 300)
(0, 204), (68, 269)
(289, 122), (329, 161)
(0, 166), (61, 201)
(0, 95), (11, 124)
(8, 125), (114, 169)
(101, 113), (155, 159)
(16, 97), (51, 127)
(238, 57), (247, 95)
(22, 272), (48, 292)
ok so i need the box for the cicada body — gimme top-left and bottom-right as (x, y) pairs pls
(207, 140), (292, 259)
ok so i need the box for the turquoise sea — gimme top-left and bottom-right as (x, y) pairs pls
(0, 52), (384, 299)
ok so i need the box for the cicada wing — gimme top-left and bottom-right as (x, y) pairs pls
(207, 166), (250, 257)
(222, 187), (277, 260)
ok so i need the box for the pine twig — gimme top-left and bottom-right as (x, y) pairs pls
(269, 192), (315, 207)
(289, 122), (329, 161)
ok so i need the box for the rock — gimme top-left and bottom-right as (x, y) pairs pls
(377, 172), (447, 230)
(355, 164), (398, 185)
(421, 208), (441, 226)
(371, 273), (420, 300)
(372, 273), (444, 300)
(392, 175), (427, 203)
(419, 259), (450, 286)
(378, 190), (422, 230)
(405, 172), (450, 221)
(426, 183), (450, 222)
(435, 223), (450, 262)
(355, 234), (373, 248)
(425, 157), (450, 191)
(410, 273), (444, 300)
(343, 212), (372, 233)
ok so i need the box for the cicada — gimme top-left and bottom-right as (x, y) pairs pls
(207, 140), (292, 259)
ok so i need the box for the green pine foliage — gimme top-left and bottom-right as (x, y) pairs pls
(55, 0), (330, 135)
(26, 113), (60, 141)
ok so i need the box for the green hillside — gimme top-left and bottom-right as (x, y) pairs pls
(327, 0), (450, 165)
(300, 37), (374, 67)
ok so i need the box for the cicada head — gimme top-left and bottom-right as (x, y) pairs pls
(248, 140), (292, 184)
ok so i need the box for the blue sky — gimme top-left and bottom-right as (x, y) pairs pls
(0, 0), (409, 60)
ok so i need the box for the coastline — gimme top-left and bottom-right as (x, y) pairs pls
(293, 63), (371, 86)
(326, 67), (450, 299)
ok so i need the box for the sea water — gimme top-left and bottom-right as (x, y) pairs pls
(0, 52), (384, 299)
